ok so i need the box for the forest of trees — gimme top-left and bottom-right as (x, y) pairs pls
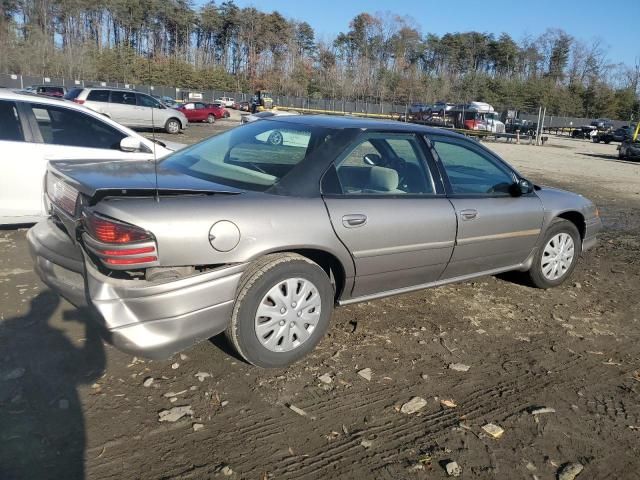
(1, 0), (638, 118)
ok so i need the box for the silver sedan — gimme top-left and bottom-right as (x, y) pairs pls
(29, 115), (602, 367)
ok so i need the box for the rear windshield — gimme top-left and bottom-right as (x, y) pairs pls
(162, 119), (330, 192)
(64, 88), (83, 100)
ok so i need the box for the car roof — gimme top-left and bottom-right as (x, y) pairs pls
(264, 114), (463, 137)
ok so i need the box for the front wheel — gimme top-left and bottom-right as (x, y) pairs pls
(226, 254), (334, 368)
(527, 219), (581, 288)
(165, 118), (181, 134)
(267, 131), (283, 145)
(207, 114), (215, 124)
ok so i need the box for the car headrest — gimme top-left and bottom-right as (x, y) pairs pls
(369, 166), (399, 192)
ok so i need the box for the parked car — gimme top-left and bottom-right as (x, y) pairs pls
(428, 101), (455, 116)
(29, 115), (601, 367)
(152, 95), (179, 108)
(505, 119), (537, 136)
(215, 96), (235, 108)
(241, 109), (299, 124)
(0, 89), (183, 225)
(238, 101), (250, 112)
(26, 85), (67, 98)
(64, 87), (188, 134)
(174, 102), (229, 123)
(408, 103), (429, 115)
(590, 118), (614, 130)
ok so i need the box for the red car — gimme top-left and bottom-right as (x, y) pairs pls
(175, 101), (230, 123)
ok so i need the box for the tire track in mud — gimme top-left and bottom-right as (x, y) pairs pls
(262, 351), (615, 479)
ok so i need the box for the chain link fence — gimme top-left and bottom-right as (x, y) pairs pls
(1, 72), (628, 129)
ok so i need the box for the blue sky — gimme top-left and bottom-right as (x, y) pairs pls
(227, 0), (639, 65)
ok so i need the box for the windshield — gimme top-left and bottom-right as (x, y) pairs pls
(162, 119), (331, 192)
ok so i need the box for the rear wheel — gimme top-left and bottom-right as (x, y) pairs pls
(165, 118), (181, 134)
(207, 114), (215, 124)
(226, 254), (334, 368)
(527, 219), (581, 288)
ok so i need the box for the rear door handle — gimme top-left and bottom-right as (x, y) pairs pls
(342, 214), (367, 228)
(460, 209), (478, 220)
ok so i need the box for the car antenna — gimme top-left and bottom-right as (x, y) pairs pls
(148, 49), (160, 203)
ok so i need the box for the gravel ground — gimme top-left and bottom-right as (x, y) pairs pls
(1, 121), (639, 480)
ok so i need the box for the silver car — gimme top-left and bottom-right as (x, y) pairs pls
(28, 116), (602, 367)
(64, 88), (188, 134)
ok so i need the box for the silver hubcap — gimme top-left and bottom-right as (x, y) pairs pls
(168, 121), (179, 133)
(541, 233), (575, 280)
(255, 278), (321, 352)
(268, 131), (283, 145)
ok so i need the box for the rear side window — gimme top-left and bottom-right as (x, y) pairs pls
(110, 91), (136, 105)
(30, 104), (125, 149)
(87, 90), (110, 102)
(0, 100), (25, 142)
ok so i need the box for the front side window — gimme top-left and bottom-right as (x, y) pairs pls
(431, 137), (515, 195)
(162, 119), (326, 191)
(87, 90), (110, 102)
(31, 104), (126, 149)
(330, 133), (434, 195)
(0, 100), (25, 142)
(110, 91), (136, 105)
(137, 94), (161, 108)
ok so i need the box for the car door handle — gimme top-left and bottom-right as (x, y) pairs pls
(459, 209), (478, 220)
(342, 214), (367, 228)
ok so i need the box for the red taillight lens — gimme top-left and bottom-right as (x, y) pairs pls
(84, 214), (151, 244)
(98, 246), (156, 256)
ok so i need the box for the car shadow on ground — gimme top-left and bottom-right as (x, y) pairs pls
(0, 291), (106, 480)
(578, 152), (638, 165)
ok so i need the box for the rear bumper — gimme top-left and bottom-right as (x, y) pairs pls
(28, 220), (245, 359)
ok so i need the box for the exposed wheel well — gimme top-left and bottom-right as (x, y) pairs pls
(269, 248), (346, 302)
(557, 211), (585, 240)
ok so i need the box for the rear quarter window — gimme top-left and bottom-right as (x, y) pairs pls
(0, 100), (25, 142)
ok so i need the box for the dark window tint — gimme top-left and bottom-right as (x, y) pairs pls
(194, 102), (206, 109)
(31, 104), (125, 149)
(137, 93), (161, 108)
(110, 91), (136, 105)
(0, 100), (25, 142)
(332, 134), (434, 195)
(87, 90), (110, 102)
(431, 138), (514, 195)
(64, 88), (83, 100)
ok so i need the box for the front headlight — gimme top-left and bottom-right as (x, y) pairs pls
(46, 172), (79, 216)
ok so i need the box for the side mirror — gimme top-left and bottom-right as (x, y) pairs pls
(120, 136), (143, 152)
(511, 178), (534, 196)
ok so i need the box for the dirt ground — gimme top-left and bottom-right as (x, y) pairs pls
(1, 120), (639, 480)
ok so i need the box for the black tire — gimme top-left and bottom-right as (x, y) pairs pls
(226, 253), (334, 368)
(527, 219), (581, 289)
(619, 149), (626, 160)
(207, 114), (215, 124)
(165, 118), (181, 134)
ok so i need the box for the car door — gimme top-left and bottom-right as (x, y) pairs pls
(18, 102), (156, 218)
(427, 134), (544, 279)
(322, 132), (457, 298)
(0, 99), (45, 222)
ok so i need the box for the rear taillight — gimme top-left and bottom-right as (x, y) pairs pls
(46, 173), (79, 216)
(82, 213), (158, 268)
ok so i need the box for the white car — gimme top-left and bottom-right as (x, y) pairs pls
(65, 87), (188, 134)
(0, 89), (183, 225)
(215, 97), (235, 108)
